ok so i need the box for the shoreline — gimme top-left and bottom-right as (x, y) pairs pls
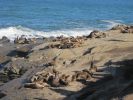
(0, 24), (133, 100)
(0, 24), (132, 42)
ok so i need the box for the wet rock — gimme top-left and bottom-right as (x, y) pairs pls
(88, 30), (106, 38)
(0, 36), (10, 43)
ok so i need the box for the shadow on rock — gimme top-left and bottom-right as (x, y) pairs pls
(63, 59), (133, 100)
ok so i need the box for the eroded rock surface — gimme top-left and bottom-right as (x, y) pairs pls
(0, 25), (133, 100)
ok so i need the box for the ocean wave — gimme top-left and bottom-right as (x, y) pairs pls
(0, 26), (92, 41)
(101, 20), (123, 29)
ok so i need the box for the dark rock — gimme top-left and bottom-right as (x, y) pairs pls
(0, 92), (6, 99)
(0, 73), (9, 83)
(0, 64), (3, 68)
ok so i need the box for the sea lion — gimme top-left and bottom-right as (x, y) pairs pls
(48, 70), (60, 87)
(59, 74), (70, 86)
(24, 82), (45, 89)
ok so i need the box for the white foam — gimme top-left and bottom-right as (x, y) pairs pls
(101, 20), (123, 29)
(0, 26), (92, 41)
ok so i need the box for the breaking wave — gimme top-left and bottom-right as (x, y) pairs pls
(101, 20), (123, 29)
(0, 20), (123, 41)
(0, 26), (93, 41)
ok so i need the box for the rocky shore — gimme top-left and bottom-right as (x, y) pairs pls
(0, 25), (133, 100)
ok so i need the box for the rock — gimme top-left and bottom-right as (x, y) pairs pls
(111, 25), (133, 33)
(111, 24), (128, 30)
(6, 64), (20, 75)
(0, 62), (27, 81)
(0, 64), (3, 68)
(0, 55), (10, 64)
(44, 61), (55, 67)
(0, 36), (10, 43)
(16, 45), (32, 57)
(0, 73), (9, 83)
(9, 74), (20, 80)
(0, 92), (6, 99)
(89, 61), (97, 73)
(121, 26), (133, 33)
(14, 37), (28, 44)
(88, 30), (106, 38)
(63, 60), (71, 65)
(83, 47), (95, 55)
(63, 60), (76, 66)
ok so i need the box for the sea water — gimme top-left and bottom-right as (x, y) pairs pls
(0, 0), (133, 40)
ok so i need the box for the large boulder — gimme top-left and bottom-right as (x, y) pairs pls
(16, 45), (33, 57)
(88, 30), (106, 38)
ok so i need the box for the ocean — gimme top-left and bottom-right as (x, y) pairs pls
(0, 0), (133, 40)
